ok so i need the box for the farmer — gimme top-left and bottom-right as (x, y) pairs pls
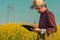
(31, 0), (57, 40)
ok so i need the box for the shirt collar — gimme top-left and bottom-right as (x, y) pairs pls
(41, 9), (48, 15)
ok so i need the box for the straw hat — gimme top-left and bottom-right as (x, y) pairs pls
(31, 0), (46, 9)
(34, 0), (46, 7)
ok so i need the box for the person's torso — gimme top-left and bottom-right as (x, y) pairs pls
(38, 10), (51, 29)
(39, 13), (47, 29)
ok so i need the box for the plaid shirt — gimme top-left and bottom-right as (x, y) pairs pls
(38, 9), (57, 31)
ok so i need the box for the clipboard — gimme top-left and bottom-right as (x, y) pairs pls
(21, 25), (34, 31)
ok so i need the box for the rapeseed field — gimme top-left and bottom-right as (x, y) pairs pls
(0, 24), (60, 40)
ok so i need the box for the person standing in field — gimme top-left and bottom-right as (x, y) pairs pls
(31, 0), (57, 40)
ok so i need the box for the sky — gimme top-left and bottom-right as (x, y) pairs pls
(0, 0), (60, 25)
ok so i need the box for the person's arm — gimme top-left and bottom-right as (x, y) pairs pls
(47, 12), (57, 32)
(32, 28), (41, 32)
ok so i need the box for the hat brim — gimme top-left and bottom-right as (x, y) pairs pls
(41, 2), (46, 6)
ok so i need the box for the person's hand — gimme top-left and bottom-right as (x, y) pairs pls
(31, 28), (41, 32)
(34, 28), (41, 32)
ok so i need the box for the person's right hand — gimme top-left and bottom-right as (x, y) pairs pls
(31, 28), (41, 32)
(34, 28), (41, 32)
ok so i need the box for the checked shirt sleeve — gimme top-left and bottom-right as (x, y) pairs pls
(47, 12), (57, 30)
